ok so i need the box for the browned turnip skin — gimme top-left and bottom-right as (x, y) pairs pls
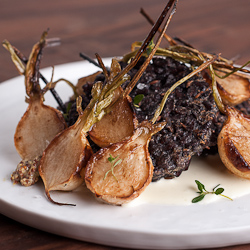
(8, 32), (68, 187)
(215, 71), (250, 106)
(89, 93), (138, 148)
(202, 69), (250, 107)
(85, 121), (165, 205)
(39, 121), (93, 201)
(218, 106), (250, 179)
(15, 97), (66, 160)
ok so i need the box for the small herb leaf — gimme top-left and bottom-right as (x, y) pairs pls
(215, 188), (224, 195)
(104, 154), (122, 181)
(108, 154), (116, 162)
(133, 94), (144, 106)
(192, 194), (205, 203)
(108, 155), (112, 162)
(146, 39), (155, 56)
(195, 180), (206, 192)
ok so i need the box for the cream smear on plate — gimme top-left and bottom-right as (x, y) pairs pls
(126, 154), (250, 206)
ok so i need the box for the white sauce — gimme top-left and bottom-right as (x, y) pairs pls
(126, 155), (250, 207)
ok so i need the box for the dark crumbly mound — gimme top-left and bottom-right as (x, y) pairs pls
(67, 57), (227, 181)
(121, 57), (226, 180)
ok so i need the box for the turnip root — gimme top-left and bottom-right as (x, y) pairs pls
(3, 32), (67, 186)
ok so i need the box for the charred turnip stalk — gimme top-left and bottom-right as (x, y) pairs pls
(3, 32), (67, 186)
(124, 39), (250, 78)
(134, 7), (250, 74)
(79, 52), (102, 69)
(140, 7), (177, 46)
(168, 43), (250, 107)
(126, 9), (250, 108)
(89, 0), (178, 147)
(3, 37), (67, 113)
(74, 71), (102, 97)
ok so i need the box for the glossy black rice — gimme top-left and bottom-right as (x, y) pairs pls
(66, 56), (250, 181)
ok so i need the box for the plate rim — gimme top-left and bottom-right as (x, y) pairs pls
(1, 59), (250, 249)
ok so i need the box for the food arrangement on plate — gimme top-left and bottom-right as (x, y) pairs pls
(3, 0), (250, 206)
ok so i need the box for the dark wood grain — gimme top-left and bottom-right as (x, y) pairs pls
(1, 0), (250, 249)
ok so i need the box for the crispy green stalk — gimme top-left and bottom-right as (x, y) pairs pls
(2, 40), (25, 75)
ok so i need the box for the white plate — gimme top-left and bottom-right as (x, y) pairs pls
(1, 59), (250, 250)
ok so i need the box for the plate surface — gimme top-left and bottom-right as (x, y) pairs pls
(1, 59), (250, 250)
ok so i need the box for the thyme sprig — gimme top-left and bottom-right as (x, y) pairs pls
(192, 180), (233, 203)
(103, 154), (122, 181)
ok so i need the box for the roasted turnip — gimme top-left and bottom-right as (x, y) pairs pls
(89, 86), (138, 148)
(215, 69), (250, 106)
(85, 121), (165, 205)
(88, 58), (138, 147)
(218, 106), (250, 179)
(39, 97), (93, 205)
(3, 32), (67, 186)
(207, 63), (250, 180)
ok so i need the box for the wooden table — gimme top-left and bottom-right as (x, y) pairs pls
(1, 0), (250, 249)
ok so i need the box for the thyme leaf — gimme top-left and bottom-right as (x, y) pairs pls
(146, 39), (155, 56)
(192, 180), (233, 203)
(133, 94), (144, 107)
(192, 194), (205, 203)
(104, 154), (122, 181)
(195, 179), (206, 192)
